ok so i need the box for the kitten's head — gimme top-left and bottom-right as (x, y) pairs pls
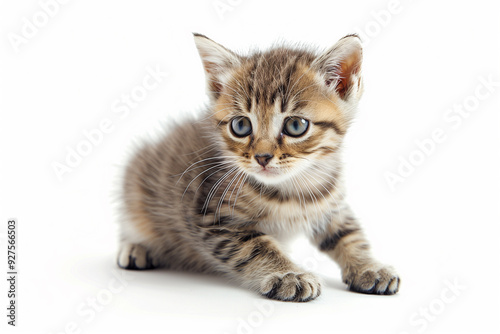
(194, 33), (363, 186)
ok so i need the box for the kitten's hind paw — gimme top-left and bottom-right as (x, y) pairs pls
(117, 243), (157, 270)
(260, 272), (321, 302)
(344, 264), (400, 295)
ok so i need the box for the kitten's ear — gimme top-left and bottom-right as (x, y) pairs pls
(193, 33), (241, 99)
(313, 34), (363, 101)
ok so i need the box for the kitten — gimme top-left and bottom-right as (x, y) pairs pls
(116, 33), (400, 301)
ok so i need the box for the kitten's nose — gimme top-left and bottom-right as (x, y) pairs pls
(254, 153), (273, 168)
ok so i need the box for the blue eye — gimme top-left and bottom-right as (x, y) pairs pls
(283, 117), (309, 137)
(231, 117), (252, 137)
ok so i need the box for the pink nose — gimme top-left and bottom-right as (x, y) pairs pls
(254, 153), (273, 167)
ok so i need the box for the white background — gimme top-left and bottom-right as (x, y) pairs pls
(1, 0), (499, 333)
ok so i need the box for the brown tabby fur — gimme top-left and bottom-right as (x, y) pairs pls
(116, 33), (400, 302)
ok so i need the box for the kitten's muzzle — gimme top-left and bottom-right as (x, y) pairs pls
(254, 153), (273, 168)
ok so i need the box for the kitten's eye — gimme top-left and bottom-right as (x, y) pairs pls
(283, 117), (309, 137)
(231, 117), (252, 137)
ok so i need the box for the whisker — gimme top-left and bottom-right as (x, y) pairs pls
(232, 173), (248, 217)
(216, 169), (244, 222)
(181, 162), (235, 200)
(176, 156), (236, 184)
(202, 166), (238, 217)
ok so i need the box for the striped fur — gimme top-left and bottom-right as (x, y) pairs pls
(116, 34), (399, 301)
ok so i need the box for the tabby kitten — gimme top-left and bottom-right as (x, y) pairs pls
(116, 33), (400, 301)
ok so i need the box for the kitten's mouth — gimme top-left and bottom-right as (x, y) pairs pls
(256, 167), (280, 176)
(249, 166), (294, 185)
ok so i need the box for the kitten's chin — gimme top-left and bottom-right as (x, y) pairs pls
(250, 168), (293, 186)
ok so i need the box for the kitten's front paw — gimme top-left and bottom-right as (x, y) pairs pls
(117, 243), (157, 270)
(260, 272), (321, 302)
(344, 264), (400, 295)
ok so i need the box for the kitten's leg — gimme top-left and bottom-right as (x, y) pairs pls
(117, 242), (157, 270)
(201, 228), (321, 302)
(311, 206), (400, 295)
